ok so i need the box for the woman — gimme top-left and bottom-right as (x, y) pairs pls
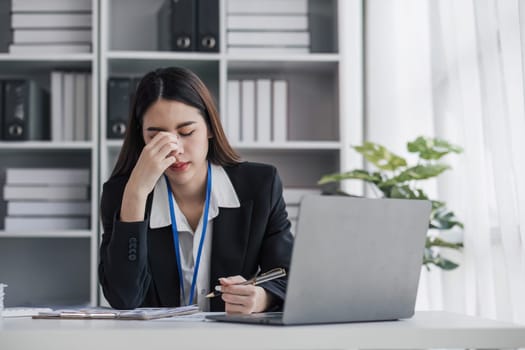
(99, 67), (293, 314)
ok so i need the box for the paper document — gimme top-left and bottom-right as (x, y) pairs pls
(32, 305), (199, 320)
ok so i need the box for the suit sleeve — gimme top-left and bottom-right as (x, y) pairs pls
(98, 179), (152, 309)
(258, 167), (294, 310)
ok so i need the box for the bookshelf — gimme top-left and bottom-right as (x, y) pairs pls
(99, 0), (362, 187)
(0, 0), (363, 307)
(0, 0), (99, 307)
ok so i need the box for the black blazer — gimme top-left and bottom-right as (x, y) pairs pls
(99, 162), (294, 311)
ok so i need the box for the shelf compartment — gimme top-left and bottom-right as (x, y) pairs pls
(0, 237), (91, 307)
(228, 61), (339, 142)
(107, 58), (220, 106)
(238, 149), (339, 188)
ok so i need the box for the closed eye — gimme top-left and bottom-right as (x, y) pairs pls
(179, 130), (195, 137)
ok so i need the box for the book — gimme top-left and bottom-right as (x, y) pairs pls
(74, 73), (87, 141)
(13, 29), (92, 44)
(226, 80), (240, 143)
(11, 13), (92, 29)
(256, 79), (271, 143)
(228, 46), (309, 54)
(272, 80), (288, 142)
(63, 73), (75, 141)
(227, 15), (308, 31)
(227, 0), (308, 14)
(5, 216), (90, 230)
(7, 201), (91, 216)
(86, 74), (92, 140)
(32, 305), (199, 320)
(8, 44), (91, 54)
(197, 0), (219, 52)
(241, 80), (255, 142)
(3, 185), (89, 200)
(12, 0), (92, 12)
(51, 71), (63, 141)
(228, 31), (310, 46)
(6, 168), (90, 185)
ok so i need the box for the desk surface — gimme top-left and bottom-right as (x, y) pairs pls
(1, 311), (525, 350)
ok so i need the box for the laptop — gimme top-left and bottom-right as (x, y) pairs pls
(206, 195), (432, 325)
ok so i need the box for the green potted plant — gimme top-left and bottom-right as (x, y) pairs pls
(319, 136), (464, 270)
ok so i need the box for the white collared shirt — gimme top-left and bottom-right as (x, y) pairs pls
(149, 164), (240, 311)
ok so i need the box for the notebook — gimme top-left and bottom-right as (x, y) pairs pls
(206, 195), (432, 325)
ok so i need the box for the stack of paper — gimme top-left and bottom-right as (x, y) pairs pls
(33, 305), (199, 320)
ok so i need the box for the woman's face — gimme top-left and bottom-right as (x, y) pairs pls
(142, 98), (211, 186)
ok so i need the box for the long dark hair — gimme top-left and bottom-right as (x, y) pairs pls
(110, 67), (240, 179)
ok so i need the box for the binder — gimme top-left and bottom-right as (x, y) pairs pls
(2, 80), (49, 141)
(158, 0), (196, 51)
(0, 0), (11, 52)
(107, 78), (131, 139)
(0, 81), (3, 139)
(197, 0), (219, 52)
(256, 79), (271, 143)
(241, 80), (255, 142)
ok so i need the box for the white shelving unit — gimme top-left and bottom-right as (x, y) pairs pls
(99, 0), (363, 186)
(0, 0), (99, 307)
(0, 0), (363, 307)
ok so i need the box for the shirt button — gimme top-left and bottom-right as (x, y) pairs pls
(128, 254), (136, 261)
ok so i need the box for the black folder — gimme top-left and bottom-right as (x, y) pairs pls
(0, 81), (3, 139)
(0, 0), (11, 52)
(2, 80), (48, 141)
(107, 78), (131, 139)
(197, 0), (219, 52)
(158, 0), (196, 51)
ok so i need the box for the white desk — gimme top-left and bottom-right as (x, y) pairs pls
(1, 311), (525, 350)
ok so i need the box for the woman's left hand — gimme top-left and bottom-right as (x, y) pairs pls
(219, 276), (273, 314)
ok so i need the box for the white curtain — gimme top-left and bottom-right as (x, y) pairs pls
(366, 0), (525, 323)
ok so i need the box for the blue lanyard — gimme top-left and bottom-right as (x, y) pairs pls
(164, 161), (212, 306)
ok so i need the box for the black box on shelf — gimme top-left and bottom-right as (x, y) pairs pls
(1, 79), (49, 141)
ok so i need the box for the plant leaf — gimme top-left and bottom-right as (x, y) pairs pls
(431, 207), (464, 230)
(388, 185), (429, 200)
(407, 136), (463, 160)
(393, 164), (450, 182)
(318, 169), (382, 185)
(354, 142), (407, 171)
(426, 236), (463, 250)
(425, 256), (460, 270)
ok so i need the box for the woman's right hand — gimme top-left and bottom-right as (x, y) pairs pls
(127, 131), (182, 197)
(120, 132), (181, 222)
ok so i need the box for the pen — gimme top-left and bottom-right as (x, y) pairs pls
(205, 267), (286, 298)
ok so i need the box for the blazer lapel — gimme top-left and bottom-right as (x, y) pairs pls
(209, 201), (253, 310)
